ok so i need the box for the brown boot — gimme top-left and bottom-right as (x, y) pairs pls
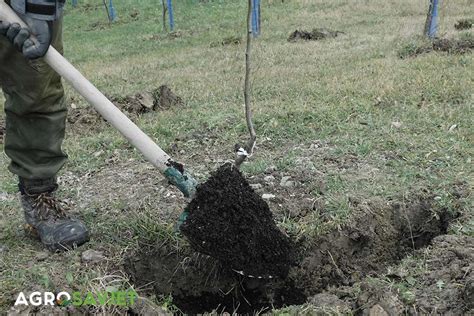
(19, 178), (89, 252)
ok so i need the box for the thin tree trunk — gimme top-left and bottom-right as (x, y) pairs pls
(103, 0), (111, 22)
(235, 0), (257, 168)
(162, 0), (168, 32)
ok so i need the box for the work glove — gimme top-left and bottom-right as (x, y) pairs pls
(0, 15), (52, 59)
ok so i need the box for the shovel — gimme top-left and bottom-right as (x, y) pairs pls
(0, 1), (293, 278)
(0, 0), (198, 201)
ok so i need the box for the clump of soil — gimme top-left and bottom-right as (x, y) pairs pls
(113, 85), (184, 114)
(0, 119), (5, 144)
(455, 19), (473, 30)
(399, 37), (474, 58)
(148, 30), (197, 42)
(210, 36), (242, 47)
(180, 163), (293, 278)
(67, 85), (183, 125)
(113, 91), (156, 114)
(433, 37), (474, 54)
(67, 106), (102, 125)
(167, 31), (183, 39)
(288, 28), (343, 42)
(86, 20), (112, 32)
(76, 3), (101, 12)
(154, 85), (184, 110)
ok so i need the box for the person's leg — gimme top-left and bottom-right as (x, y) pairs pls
(0, 18), (67, 190)
(0, 18), (89, 251)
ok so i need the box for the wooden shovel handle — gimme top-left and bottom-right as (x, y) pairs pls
(0, 0), (172, 172)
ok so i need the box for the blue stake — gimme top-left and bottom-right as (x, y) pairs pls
(72, 0), (77, 8)
(251, 0), (260, 37)
(109, 0), (117, 22)
(251, 0), (256, 36)
(167, 0), (175, 31)
(428, 0), (439, 38)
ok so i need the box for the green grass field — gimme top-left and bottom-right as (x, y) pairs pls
(1, 0), (473, 314)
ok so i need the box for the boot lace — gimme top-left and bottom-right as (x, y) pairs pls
(31, 192), (68, 220)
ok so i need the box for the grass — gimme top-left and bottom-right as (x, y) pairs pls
(1, 0), (473, 313)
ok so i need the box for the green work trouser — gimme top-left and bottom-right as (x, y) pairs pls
(0, 19), (67, 191)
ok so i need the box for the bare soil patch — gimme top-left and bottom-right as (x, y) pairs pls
(125, 192), (461, 314)
(291, 197), (459, 296)
(67, 85), (183, 125)
(112, 85), (184, 114)
(352, 234), (473, 315)
(210, 36), (242, 47)
(455, 19), (473, 30)
(59, 160), (185, 221)
(288, 28), (343, 42)
(67, 106), (101, 125)
(400, 37), (474, 58)
(401, 234), (473, 314)
(433, 38), (474, 53)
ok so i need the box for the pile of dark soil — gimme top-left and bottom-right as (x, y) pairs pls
(180, 163), (293, 278)
(288, 28), (343, 42)
(0, 119), (5, 144)
(455, 19), (473, 30)
(67, 85), (183, 125)
(400, 37), (474, 58)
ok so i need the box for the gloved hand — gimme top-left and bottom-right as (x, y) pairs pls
(0, 16), (52, 59)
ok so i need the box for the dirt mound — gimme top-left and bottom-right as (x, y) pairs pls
(353, 234), (473, 315)
(455, 19), (473, 30)
(67, 106), (102, 125)
(288, 28), (343, 42)
(0, 119), (5, 144)
(67, 85), (183, 125)
(113, 91), (156, 114)
(125, 193), (460, 314)
(155, 85), (184, 110)
(433, 37), (474, 54)
(113, 85), (183, 114)
(291, 197), (458, 295)
(399, 37), (474, 58)
(210, 36), (242, 47)
(180, 163), (293, 278)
